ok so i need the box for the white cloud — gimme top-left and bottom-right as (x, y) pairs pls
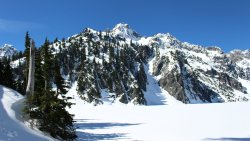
(0, 19), (45, 32)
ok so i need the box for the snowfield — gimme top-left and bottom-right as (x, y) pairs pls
(68, 88), (250, 141)
(1, 85), (250, 141)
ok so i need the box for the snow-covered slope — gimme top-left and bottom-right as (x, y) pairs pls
(0, 85), (53, 141)
(0, 44), (18, 59)
(67, 88), (250, 141)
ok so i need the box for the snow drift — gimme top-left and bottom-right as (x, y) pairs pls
(0, 85), (52, 141)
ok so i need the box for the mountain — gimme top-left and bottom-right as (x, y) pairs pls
(0, 44), (18, 59)
(4, 23), (250, 141)
(13, 23), (250, 105)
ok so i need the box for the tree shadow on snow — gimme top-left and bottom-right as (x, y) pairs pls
(203, 137), (250, 141)
(76, 132), (127, 141)
(75, 119), (141, 141)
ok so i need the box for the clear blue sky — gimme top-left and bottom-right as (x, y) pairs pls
(0, 0), (249, 52)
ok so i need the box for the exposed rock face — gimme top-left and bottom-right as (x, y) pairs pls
(148, 37), (249, 103)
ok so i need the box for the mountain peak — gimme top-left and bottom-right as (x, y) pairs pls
(112, 23), (141, 40)
(2, 44), (15, 48)
(0, 44), (17, 58)
(113, 23), (130, 29)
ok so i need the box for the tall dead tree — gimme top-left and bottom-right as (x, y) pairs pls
(26, 39), (35, 96)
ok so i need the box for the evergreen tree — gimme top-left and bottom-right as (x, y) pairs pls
(131, 83), (146, 105)
(14, 78), (24, 94)
(77, 61), (86, 96)
(86, 59), (101, 105)
(0, 60), (4, 85)
(137, 63), (147, 91)
(2, 61), (15, 89)
(24, 39), (77, 140)
(24, 32), (31, 88)
(34, 48), (44, 93)
(108, 43), (114, 63)
(24, 32), (31, 61)
(41, 38), (53, 91)
(54, 59), (68, 97)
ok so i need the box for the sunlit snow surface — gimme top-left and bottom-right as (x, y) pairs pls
(68, 95), (250, 141)
(67, 82), (250, 141)
(1, 85), (250, 141)
(65, 56), (250, 141)
(0, 85), (53, 141)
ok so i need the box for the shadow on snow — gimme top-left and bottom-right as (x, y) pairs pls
(204, 137), (250, 141)
(74, 119), (141, 141)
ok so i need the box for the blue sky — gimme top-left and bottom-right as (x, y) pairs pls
(0, 0), (249, 52)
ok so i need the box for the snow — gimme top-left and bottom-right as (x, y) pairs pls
(2, 84), (250, 141)
(112, 23), (141, 41)
(65, 64), (250, 140)
(0, 44), (17, 58)
(239, 78), (250, 94)
(144, 63), (182, 105)
(69, 96), (250, 141)
(10, 57), (25, 68)
(0, 85), (53, 141)
(236, 58), (250, 69)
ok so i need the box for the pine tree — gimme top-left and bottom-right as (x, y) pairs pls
(41, 38), (53, 91)
(54, 59), (68, 97)
(77, 62), (86, 95)
(108, 43), (114, 63)
(0, 60), (4, 85)
(137, 62), (147, 91)
(34, 48), (44, 93)
(24, 32), (31, 88)
(2, 61), (15, 89)
(24, 39), (77, 140)
(24, 32), (31, 62)
(132, 84), (146, 105)
(14, 78), (24, 94)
